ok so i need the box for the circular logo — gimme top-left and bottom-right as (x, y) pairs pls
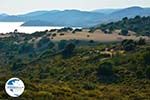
(5, 78), (25, 97)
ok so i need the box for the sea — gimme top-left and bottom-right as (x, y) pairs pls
(0, 22), (65, 34)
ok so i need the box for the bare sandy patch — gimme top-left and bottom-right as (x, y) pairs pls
(51, 30), (149, 42)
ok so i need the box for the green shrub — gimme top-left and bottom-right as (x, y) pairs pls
(58, 40), (67, 50)
(146, 67), (150, 79)
(143, 52), (150, 65)
(138, 38), (146, 45)
(37, 37), (54, 49)
(62, 43), (75, 58)
(121, 39), (136, 51)
(19, 43), (34, 54)
(98, 62), (113, 76)
(72, 29), (82, 33)
(83, 82), (96, 90)
(120, 29), (128, 36)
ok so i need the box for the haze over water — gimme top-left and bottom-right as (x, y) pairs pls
(0, 22), (64, 34)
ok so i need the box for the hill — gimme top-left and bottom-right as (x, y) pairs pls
(0, 13), (8, 20)
(0, 6), (150, 27)
(92, 9), (120, 14)
(0, 32), (149, 99)
(21, 20), (53, 26)
(0, 10), (105, 27)
(109, 6), (150, 21)
(92, 16), (150, 36)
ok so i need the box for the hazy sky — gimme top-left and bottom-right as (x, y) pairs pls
(0, 0), (150, 14)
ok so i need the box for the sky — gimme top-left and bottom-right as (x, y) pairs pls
(0, 0), (150, 14)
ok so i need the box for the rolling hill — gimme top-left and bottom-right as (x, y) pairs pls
(92, 9), (120, 14)
(109, 6), (150, 21)
(94, 16), (150, 36)
(0, 6), (150, 27)
(0, 30), (150, 99)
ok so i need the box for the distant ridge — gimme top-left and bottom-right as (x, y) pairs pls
(92, 9), (120, 14)
(0, 6), (150, 27)
(110, 6), (149, 17)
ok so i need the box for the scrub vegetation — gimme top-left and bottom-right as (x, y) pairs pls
(0, 16), (150, 99)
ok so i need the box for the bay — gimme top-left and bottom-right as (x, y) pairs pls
(0, 22), (65, 34)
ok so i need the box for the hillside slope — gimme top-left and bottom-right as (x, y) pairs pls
(93, 16), (150, 36)
(0, 32), (149, 99)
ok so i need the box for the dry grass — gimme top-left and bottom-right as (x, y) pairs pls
(0, 29), (149, 42)
(50, 30), (149, 42)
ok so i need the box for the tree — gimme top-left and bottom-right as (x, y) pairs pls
(72, 29), (82, 33)
(19, 43), (34, 54)
(121, 39), (136, 51)
(89, 40), (94, 43)
(143, 52), (150, 65)
(37, 37), (50, 47)
(37, 37), (54, 49)
(134, 16), (141, 20)
(88, 28), (96, 33)
(120, 29), (128, 36)
(146, 67), (150, 79)
(123, 17), (128, 21)
(97, 62), (119, 83)
(0, 41), (5, 49)
(145, 31), (150, 36)
(109, 26), (114, 33)
(58, 40), (67, 50)
(138, 38), (146, 45)
(57, 27), (73, 33)
(14, 29), (18, 33)
(98, 62), (113, 76)
(136, 70), (144, 79)
(62, 43), (75, 58)
(47, 41), (55, 49)
(11, 59), (24, 71)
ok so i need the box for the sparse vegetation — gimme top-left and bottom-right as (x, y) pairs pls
(121, 39), (136, 51)
(72, 29), (82, 33)
(0, 15), (149, 99)
(94, 16), (150, 36)
(0, 33), (150, 99)
(57, 27), (73, 33)
(120, 29), (128, 36)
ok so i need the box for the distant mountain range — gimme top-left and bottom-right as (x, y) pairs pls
(0, 6), (150, 27)
(92, 9), (120, 14)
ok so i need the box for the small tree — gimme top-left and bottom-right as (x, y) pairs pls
(37, 37), (54, 50)
(98, 62), (113, 76)
(121, 39), (136, 51)
(19, 43), (34, 54)
(72, 29), (82, 33)
(123, 17), (128, 21)
(109, 26), (114, 33)
(145, 31), (150, 36)
(138, 38), (146, 45)
(89, 40), (94, 43)
(11, 61), (24, 71)
(62, 43), (75, 58)
(37, 37), (50, 48)
(58, 40), (67, 50)
(136, 70), (144, 79)
(88, 28), (96, 33)
(120, 29), (128, 36)
(146, 67), (150, 79)
(0, 41), (4, 49)
(143, 52), (150, 65)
